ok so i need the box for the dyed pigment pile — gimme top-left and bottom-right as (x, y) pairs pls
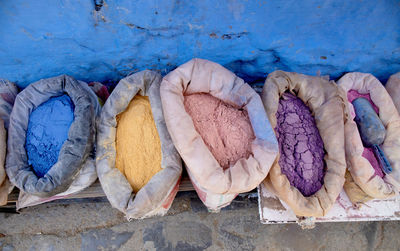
(183, 93), (255, 169)
(115, 95), (162, 193)
(347, 90), (384, 178)
(25, 95), (75, 177)
(275, 92), (325, 196)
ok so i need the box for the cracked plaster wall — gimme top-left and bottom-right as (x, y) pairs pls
(0, 0), (399, 88)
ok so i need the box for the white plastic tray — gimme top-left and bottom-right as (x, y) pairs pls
(258, 182), (400, 224)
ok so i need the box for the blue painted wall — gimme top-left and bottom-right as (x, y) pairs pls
(1, 0), (399, 88)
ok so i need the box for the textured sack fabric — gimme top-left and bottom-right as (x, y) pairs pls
(385, 72), (400, 191)
(337, 73), (398, 204)
(343, 170), (373, 207)
(16, 156), (97, 209)
(16, 80), (101, 209)
(160, 58), (279, 210)
(386, 73), (400, 115)
(0, 80), (19, 129)
(6, 75), (99, 197)
(88, 81), (110, 105)
(0, 79), (18, 205)
(97, 70), (182, 220)
(261, 71), (346, 217)
(0, 120), (8, 205)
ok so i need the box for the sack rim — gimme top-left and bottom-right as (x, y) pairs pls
(6, 75), (97, 197)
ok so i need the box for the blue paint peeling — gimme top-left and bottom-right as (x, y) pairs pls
(0, 0), (399, 88)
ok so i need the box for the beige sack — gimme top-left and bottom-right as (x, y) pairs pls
(160, 58), (279, 210)
(0, 119), (9, 205)
(97, 70), (182, 219)
(261, 71), (346, 217)
(386, 72), (400, 190)
(386, 72), (400, 114)
(0, 79), (18, 205)
(337, 72), (399, 203)
(343, 170), (373, 207)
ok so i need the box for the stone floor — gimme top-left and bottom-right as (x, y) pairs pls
(0, 191), (399, 251)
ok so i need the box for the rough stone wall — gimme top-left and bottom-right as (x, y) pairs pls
(0, 0), (399, 88)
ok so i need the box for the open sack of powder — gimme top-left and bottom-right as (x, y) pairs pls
(261, 71), (346, 217)
(160, 58), (279, 211)
(6, 75), (100, 209)
(96, 70), (182, 220)
(0, 79), (18, 205)
(336, 73), (400, 207)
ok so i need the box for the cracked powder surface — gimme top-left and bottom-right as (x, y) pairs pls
(184, 93), (255, 169)
(275, 92), (325, 197)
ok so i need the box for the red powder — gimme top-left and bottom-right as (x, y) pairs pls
(347, 89), (384, 178)
(184, 93), (255, 169)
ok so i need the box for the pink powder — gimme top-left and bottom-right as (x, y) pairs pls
(184, 93), (255, 169)
(362, 148), (384, 178)
(348, 89), (379, 114)
(347, 89), (384, 178)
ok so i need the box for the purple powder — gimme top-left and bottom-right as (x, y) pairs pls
(275, 92), (325, 197)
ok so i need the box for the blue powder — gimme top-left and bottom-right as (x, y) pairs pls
(25, 95), (75, 177)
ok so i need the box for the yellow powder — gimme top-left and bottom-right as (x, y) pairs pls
(115, 95), (162, 193)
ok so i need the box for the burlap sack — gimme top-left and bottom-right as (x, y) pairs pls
(385, 72), (400, 191)
(97, 70), (182, 220)
(261, 71), (346, 217)
(337, 72), (399, 205)
(343, 170), (373, 207)
(386, 72), (400, 115)
(6, 75), (99, 197)
(0, 120), (8, 205)
(0, 79), (18, 205)
(160, 58), (279, 210)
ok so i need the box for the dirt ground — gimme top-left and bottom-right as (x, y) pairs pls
(0, 191), (399, 251)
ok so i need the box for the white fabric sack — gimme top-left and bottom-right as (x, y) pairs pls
(96, 70), (182, 220)
(15, 78), (100, 209)
(0, 79), (18, 205)
(160, 58), (279, 211)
